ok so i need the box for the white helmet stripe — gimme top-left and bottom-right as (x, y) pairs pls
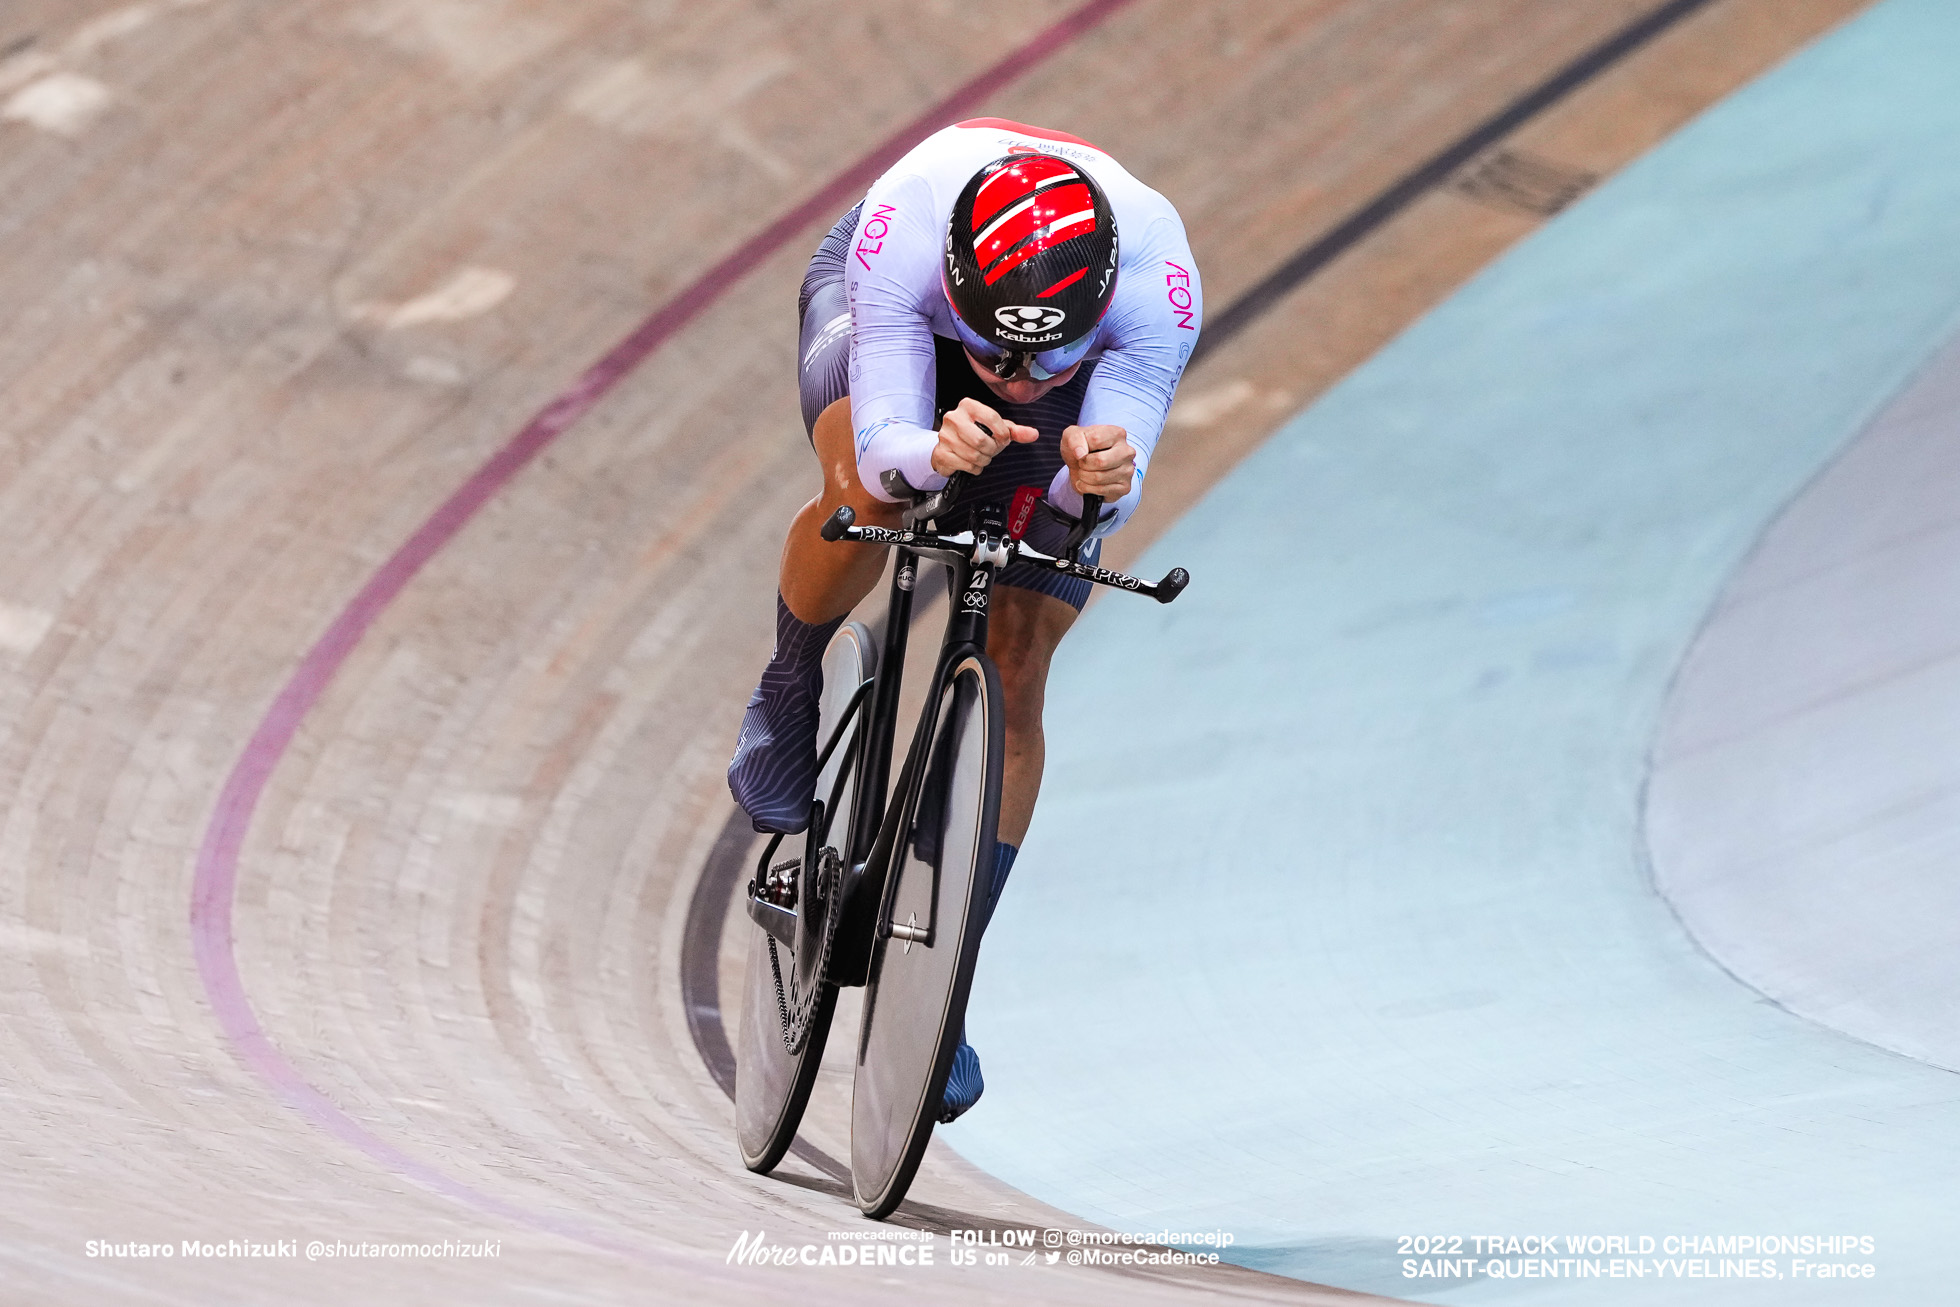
(974, 194), (1038, 249)
(976, 199), (1097, 260)
(974, 162), (1076, 211)
(1026, 207), (1097, 245)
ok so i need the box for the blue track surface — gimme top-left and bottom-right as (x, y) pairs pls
(950, 1), (1960, 1300)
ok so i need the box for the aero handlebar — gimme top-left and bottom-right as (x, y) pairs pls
(819, 499), (1189, 605)
(834, 435), (1188, 603)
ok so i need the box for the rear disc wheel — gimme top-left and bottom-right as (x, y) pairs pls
(734, 621), (875, 1173)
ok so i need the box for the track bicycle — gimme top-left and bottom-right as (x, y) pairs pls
(733, 468), (1188, 1218)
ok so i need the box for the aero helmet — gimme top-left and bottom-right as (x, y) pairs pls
(943, 152), (1119, 380)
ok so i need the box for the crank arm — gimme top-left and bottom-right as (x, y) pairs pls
(744, 881), (797, 949)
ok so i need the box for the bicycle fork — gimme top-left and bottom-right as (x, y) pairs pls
(871, 505), (1004, 949)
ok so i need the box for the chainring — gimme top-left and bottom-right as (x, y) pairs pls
(767, 843), (844, 1054)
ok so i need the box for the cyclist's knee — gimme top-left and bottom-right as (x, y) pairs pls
(811, 396), (853, 469)
(989, 592), (1071, 730)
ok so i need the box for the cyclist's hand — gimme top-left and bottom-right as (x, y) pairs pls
(1061, 424), (1134, 501)
(931, 397), (1037, 478)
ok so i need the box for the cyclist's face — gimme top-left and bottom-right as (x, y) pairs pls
(963, 350), (1079, 405)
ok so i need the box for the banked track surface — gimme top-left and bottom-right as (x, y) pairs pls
(0, 0), (1868, 1302)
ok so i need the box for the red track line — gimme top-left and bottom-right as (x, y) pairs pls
(187, 0), (1138, 1264)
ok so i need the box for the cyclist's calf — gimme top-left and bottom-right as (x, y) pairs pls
(983, 585), (1076, 846)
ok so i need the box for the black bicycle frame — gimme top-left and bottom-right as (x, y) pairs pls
(810, 474), (1187, 984)
(846, 548), (915, 870)
(823, 493), (1006, 982)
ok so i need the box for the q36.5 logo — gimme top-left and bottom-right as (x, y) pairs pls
(995, 305), (1066, 334)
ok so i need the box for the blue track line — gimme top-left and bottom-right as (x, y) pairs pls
(950, 0), (1960, 1300)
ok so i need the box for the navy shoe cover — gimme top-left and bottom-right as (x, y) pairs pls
(727, 595), (845, 834)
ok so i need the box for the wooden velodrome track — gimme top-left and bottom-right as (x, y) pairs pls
(0, 1), (1868, 1303)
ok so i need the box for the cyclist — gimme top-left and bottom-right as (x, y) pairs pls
(729, 118), (1201, 1119)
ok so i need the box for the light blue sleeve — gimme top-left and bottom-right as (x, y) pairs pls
(844, 170), (947, 502)
(1051, 212), (1202, 534)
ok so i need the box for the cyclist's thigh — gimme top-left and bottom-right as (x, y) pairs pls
(986, 584), (1078, 704)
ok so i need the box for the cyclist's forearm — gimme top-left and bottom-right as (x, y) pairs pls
(855, 417), (943, 501)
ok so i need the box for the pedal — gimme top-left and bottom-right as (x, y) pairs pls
(762, 856), (799, 907)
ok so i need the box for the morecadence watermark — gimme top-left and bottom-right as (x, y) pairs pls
(725, 1226), (1236, 1272)
(727, 1228), (935, 1268)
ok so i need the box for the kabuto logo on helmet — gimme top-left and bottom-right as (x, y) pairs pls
(996, 305), (1067, 334)
(943, 149), (1120, 355)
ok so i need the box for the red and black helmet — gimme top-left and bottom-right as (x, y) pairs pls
(943, 152), (1119, 380)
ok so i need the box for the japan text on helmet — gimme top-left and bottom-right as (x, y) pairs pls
(943, 152), (1119, 380)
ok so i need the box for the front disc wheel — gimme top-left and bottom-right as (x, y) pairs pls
(850, 651), (1002, 1217)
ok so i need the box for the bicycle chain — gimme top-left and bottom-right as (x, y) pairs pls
(767, 846), (842, 1055)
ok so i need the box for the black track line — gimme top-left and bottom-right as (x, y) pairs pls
(1191, 0), (1720, 365)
